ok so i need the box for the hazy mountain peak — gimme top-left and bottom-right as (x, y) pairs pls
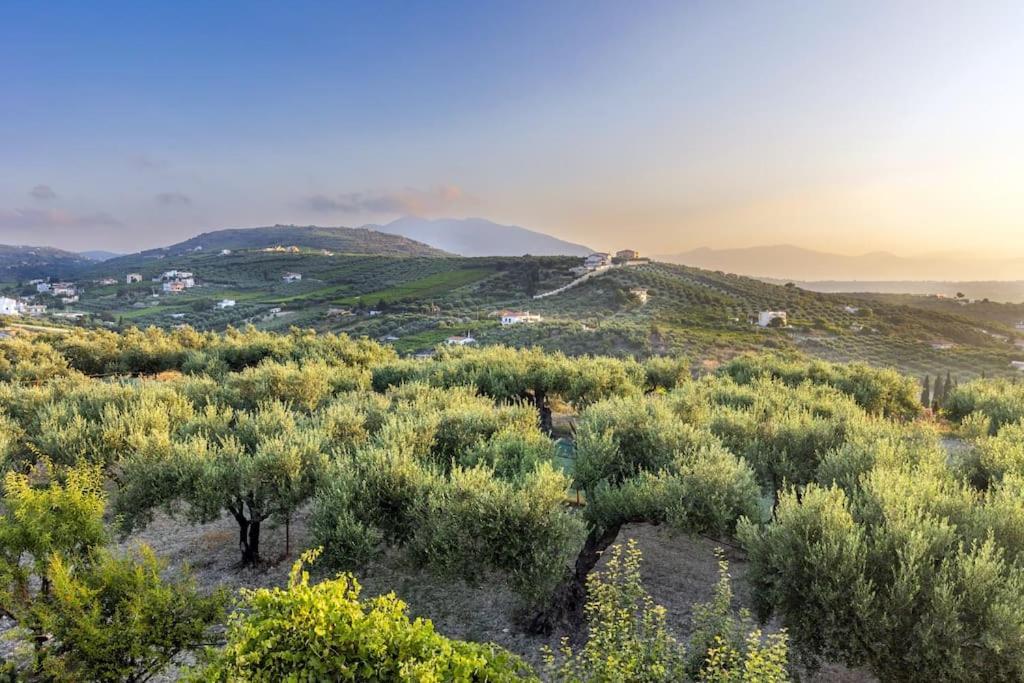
(371, 216), (593, 257)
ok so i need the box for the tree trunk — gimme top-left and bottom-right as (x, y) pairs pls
(528, 522), (622, 635)
(231, 508), (262, 567)
(535, 389), (553, 435)
(242, 519), (261, 566)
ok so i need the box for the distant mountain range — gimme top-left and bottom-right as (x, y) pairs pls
(368, 216), (593, 257)
(766, 279), (1024, 304)
(79, 250), (122, 262)
(659, 245), (1024, 282)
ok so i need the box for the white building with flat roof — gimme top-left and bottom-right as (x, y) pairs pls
(757, 311), (787, 327)
(500, 310), (543, 325)
(0, 297), (20, 316)
(446, 335), (476, 345)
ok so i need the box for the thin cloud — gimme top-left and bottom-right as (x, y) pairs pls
(155, 191), (192, 206)
(29, 185), (57, 201)
(0, 207), (122, 230)
(302, 185), (465, 215)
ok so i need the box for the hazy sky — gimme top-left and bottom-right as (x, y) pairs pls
(2, 1), (1022, 256)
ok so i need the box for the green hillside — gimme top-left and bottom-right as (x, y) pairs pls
(98, 224), (447, 270)
(13, 246), (1022, 383)
(0, 244), (94, 279)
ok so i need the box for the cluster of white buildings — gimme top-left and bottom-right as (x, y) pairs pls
(0, 296), (47, 317)
(583, 249), (643, 271)
(154, 270), (196, 293)
(34, 280), (77, 297)
(29, 279), (78, 304)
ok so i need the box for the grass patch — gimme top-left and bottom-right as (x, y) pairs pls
(334, 268), (494, 306)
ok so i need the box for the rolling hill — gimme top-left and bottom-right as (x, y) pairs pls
(100, 225), (448, 271)
(370, 216), (593, 257)
(28, 243), (1021, 382)
(0, 244), (95, 280)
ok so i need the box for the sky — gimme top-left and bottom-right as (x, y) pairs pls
(1, 0), (1023, 256)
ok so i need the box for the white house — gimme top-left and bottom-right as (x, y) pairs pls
(584, 253), (611, 270)
(60, 295), (79, 304)
(844, 306), (860, 314)
(446, 335), (477, 346)
(1016, 322), (1024, 331)
(126, 273), (143, 284)
(630, 288), (649, 304)
(757, 311), (788, 327)
(0, 297), (21, 316)
(217, 299), (236, 309)
(163, 281), (186, 293)
(500, 310), (543, 325)
(368, 309), (382, 316)
(281, 272), (302, 283)
(1012, 361), (1024, 371)
(220, 249), (232, 255)
(98, 277), (117, 286)
(51, 283), (77, 297)
(36, 282), (51, 293)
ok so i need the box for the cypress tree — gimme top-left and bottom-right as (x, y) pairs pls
(920, 375), (931, 407)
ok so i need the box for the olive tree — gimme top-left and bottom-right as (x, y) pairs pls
(116, 402), (327, 565)
(530, 394), (762, 633)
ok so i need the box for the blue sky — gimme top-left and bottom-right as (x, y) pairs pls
(1, 1), (1022, 255)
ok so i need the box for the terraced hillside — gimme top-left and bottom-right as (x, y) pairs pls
(0, 244), (95, 279)
(99, 224), (447, 269)
(15, 246), (1021, 382)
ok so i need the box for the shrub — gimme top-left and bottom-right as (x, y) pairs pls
(196, 549), (535, 682)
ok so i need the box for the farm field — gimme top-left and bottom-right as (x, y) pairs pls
(4, 246), (1024, 382)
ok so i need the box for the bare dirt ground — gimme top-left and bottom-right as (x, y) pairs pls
(115, 510), (874, 681)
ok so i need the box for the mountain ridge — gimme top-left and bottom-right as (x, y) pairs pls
(368, 216), (593, 257)
(93, 224), (449, 272)
(659, 244), (1024, 281)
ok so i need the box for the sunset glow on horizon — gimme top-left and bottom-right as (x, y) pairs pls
(2, 1), (1022, 258)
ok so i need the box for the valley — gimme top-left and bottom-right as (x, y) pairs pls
(1, 224), (1023, 383)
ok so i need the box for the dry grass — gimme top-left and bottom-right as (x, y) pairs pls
(118, 511), (874, 681)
